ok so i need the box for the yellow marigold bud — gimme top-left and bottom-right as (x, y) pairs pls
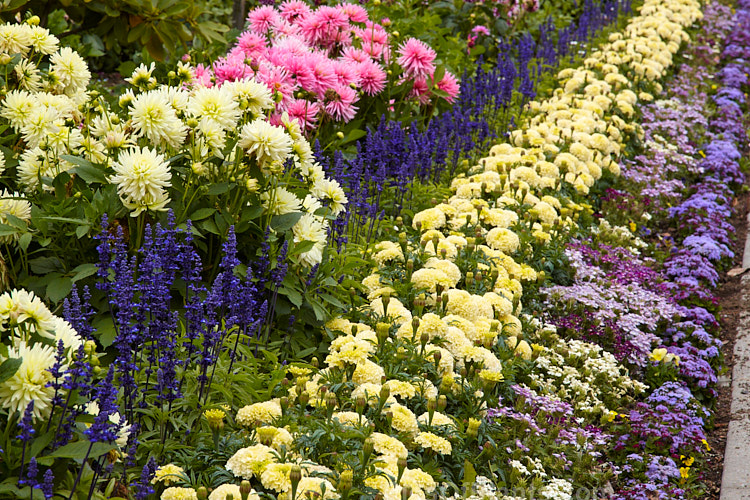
(204, 408), (226, 430)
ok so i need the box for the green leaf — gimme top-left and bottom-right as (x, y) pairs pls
(290, 240), (315, 257)
(44, 441), (116, 460)
(60, 155), (108, 184)
(93, 316), (117, 348)
(206, 182), (235, 195)
(30, 431), (55, 458)
(117, 61), (137, 79)
(199, 218), (220, 235)
(30, 256), (62, 274)
(462, 459), (477, 490)
(18, 232), (31, 252)
(294, 347), (316, 359)
(4, 213), (26, 229)
(46, 276), (72, 303)
(432, 65), (446, 86)
(271, 212), (302, 232)
(71, 263), (98, 283)
(320, 293), (345, 310)
(0, 358), (22, 384)
(340, 129), (367, 145)
(0, 224), (18, 237)
(76, 225), (90, 239)
(279, 286), (303, 307)
(189, 207), (215, 221)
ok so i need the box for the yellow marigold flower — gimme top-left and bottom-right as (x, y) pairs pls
(413, 207), (447, 231)
(417, 411), (456, 429)
(333, 411), (369, 426)
(402, 467), (436, 494)
(384, 379), (417, 400)
(236, 400), (282, 427)
(160, 487), (197, 500)
(287, 365), (312, 377)
(280, 477), (337, 500)
(514, 340), (532, 360)
(351, 382), (385, 404)
(485, 228), (520, 253)
(411, 268), (453, 294)
(415, 431), (452, 455)
(209, 483), (260, 500)
(352, 359), (386, 385)
(152, 464), (184, 486)
(372, 240), (404, 265)
(260, 462), (293, 492)
(370, 432), (408, 459)
(204, 409), (225, 428)
(225, 444), (275, 479)
(388, 402), (419, 436)
(479, 369), (504, 383)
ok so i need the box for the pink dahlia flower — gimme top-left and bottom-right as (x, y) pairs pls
(337, 3), (368, 23)
(279, 0), (311, 22)
(247, 6), (280, 35)
(397, 38), (436, 80)
(285, 99), (320, 130)
(357, 59), (386, 96)
(323, 84), (358, 123)
(437, 71), (460, 103)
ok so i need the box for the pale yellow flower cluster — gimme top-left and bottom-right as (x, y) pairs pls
(0, 289), (84, 420)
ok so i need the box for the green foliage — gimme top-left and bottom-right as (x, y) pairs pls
(4, 0), (230, 70)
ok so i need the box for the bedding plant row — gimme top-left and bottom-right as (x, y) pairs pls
(0, 0), (744, 499)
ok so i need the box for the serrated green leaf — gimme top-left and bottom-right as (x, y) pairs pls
(93, 316), (117, 348)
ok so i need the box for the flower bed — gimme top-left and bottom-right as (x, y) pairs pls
(1, 0), (747, 499)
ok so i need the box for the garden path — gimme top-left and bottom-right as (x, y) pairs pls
(720, 210), (750, 499)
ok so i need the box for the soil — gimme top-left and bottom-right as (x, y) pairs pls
(704, 187), (750, 499)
